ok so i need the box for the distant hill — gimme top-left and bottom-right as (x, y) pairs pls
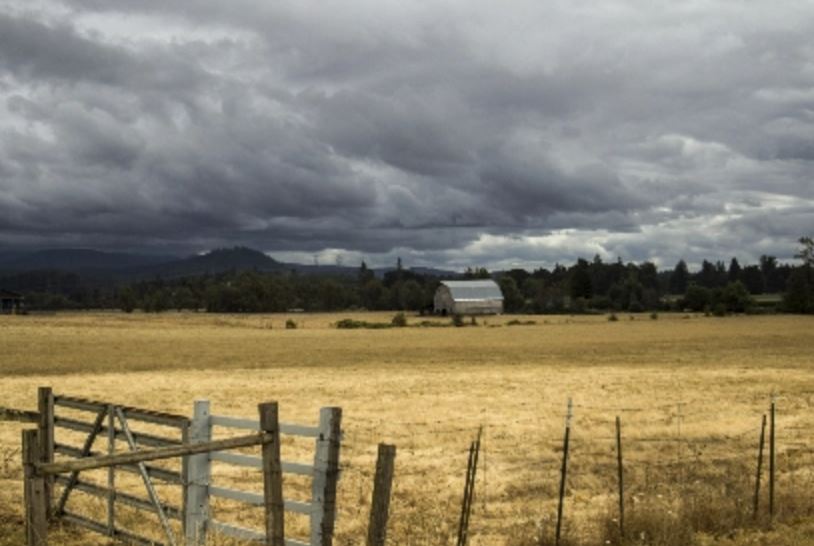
(132, 247), (286, 279)
(0, 246), (458, 287)
(399, 266), (459, 278)
(0, 248), (173, 272)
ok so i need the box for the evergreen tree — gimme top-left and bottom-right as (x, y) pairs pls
(498, 276), (524, 312)
(669, 260), (689, 294)
(760, 255), (782, 293)
(569, 259), (593, 300)
(683, 283), (711, 312)
(784, 237), (814, 313)
(727, 257), (742, 283)
(358, 261), (375, 285)
(795, 236), (814, 266)
(740, 265), (765, 294)
(784, 268), (812, 313)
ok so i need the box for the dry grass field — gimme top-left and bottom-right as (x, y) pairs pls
(2, 312), (814, 545)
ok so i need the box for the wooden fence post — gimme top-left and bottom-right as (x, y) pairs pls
(457, 442), (475, 546)
(769, 397), (776, 519)
(753, 414), (767, 519)
(366, 443), (396, 546)
(456, 427), (481, 546)
(37, 387), (54, 518)
(616, 416), (624, 539)
(311, 407), (342, 546)
(185, 400), (212, 546)
(107, 405), (116, 536)
(23, 429), (48, 546)
(260, 402), (284, 546)
(555, 398), (573, 546)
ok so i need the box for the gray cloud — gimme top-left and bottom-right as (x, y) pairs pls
(1, 1), (812, 268)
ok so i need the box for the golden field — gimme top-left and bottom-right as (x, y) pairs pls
(1, 312), (814, 545)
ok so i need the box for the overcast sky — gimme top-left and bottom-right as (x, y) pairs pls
(1, 0), (812, 271)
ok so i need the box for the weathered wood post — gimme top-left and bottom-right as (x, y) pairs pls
(107, 405), (116, 536)
(23, 429), (48, 546)
(616, 416), (624, 539)
(366, 443), (396, 546)
(753, 414), (767, 519)
(456, 427), (481, 546)
(37, 387), (54, 518)
(311, 407), (342, 546)
(185, 400), (212, 545)
(769, 396), (776, 519)
(457, 441), (475, 546)
(260, 402), (285, 546)
(555, 398), (573, 546)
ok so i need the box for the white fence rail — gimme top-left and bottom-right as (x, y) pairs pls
(186, 401), (342, 546)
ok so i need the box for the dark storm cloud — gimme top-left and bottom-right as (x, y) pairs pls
(1, 1), (813, 268)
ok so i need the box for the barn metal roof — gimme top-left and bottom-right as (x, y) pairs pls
(440, 280), (504, 302)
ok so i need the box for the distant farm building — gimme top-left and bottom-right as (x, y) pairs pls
(434, 280), (504, 315)
(0, 290), (24, 314)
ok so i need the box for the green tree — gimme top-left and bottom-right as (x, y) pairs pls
(727, 258), (742, 283)
(784, 268), (812, 313)
(670, 260), (689, 294)
(401, 279), (425, 310)
(740, 265), (765, 294)
(760, 255), (782, 293)
(569, 259), (593, 300)
(784, 237), (814, 313)
(358, 261), (375, 285)
(361, 279), (384, 310)
(795, 236), (814, 266)
(721, 281), (753, 313)
(498, 276), (524, 312)
(117, 287), (137, 313)
(683, 283), (711, 312)
(464, 267), (491, 279)
(172, 286), (197, 311)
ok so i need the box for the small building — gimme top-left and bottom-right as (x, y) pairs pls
(434, 280), (504, 316)
(0, 290), (24, 314)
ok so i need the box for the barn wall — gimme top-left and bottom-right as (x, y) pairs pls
(452, 300), (503, 315)
(433, 287), (455, 315)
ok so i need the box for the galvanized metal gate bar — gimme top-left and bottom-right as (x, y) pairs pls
(114, 407), (178, 546)
(54, 408), (107, 516)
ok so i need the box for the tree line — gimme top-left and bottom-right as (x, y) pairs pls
(3, 238), (812, 315)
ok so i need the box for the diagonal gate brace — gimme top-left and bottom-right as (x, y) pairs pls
(115, 407), (178, 546)
(56, 408), (107, 516)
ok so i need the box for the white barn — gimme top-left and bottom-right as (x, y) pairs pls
(433, 280), (504, 316)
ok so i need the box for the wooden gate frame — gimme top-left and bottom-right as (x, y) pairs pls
(186, 400), (342, 546)
(28, 388), (342, 546)
(39, 387), (191, 545)
(24, 402), (286, 546)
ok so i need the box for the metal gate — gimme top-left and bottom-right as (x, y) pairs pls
(47, 389), (189, 545)
(36, 387), (342, 546)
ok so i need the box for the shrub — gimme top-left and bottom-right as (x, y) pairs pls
(628, 300), (645, 313)
(650, 312), (659, 320)
(391, 312), (408, 327)
(608, 313), (619, 322)
(336, 318), (391, 329)
(507, 319), (537, 326)
(452, 314), (465, 327)
(285, 319), (297, 329)
(415, 320), (450, 328)
(712, 303), (727, 317)
(683, 284), (712, 312)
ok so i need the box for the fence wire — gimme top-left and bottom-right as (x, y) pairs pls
(333, 396), (813, 545)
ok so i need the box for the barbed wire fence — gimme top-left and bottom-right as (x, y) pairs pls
(3, 394), (813, 545)
(331, 394), (814, 545)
